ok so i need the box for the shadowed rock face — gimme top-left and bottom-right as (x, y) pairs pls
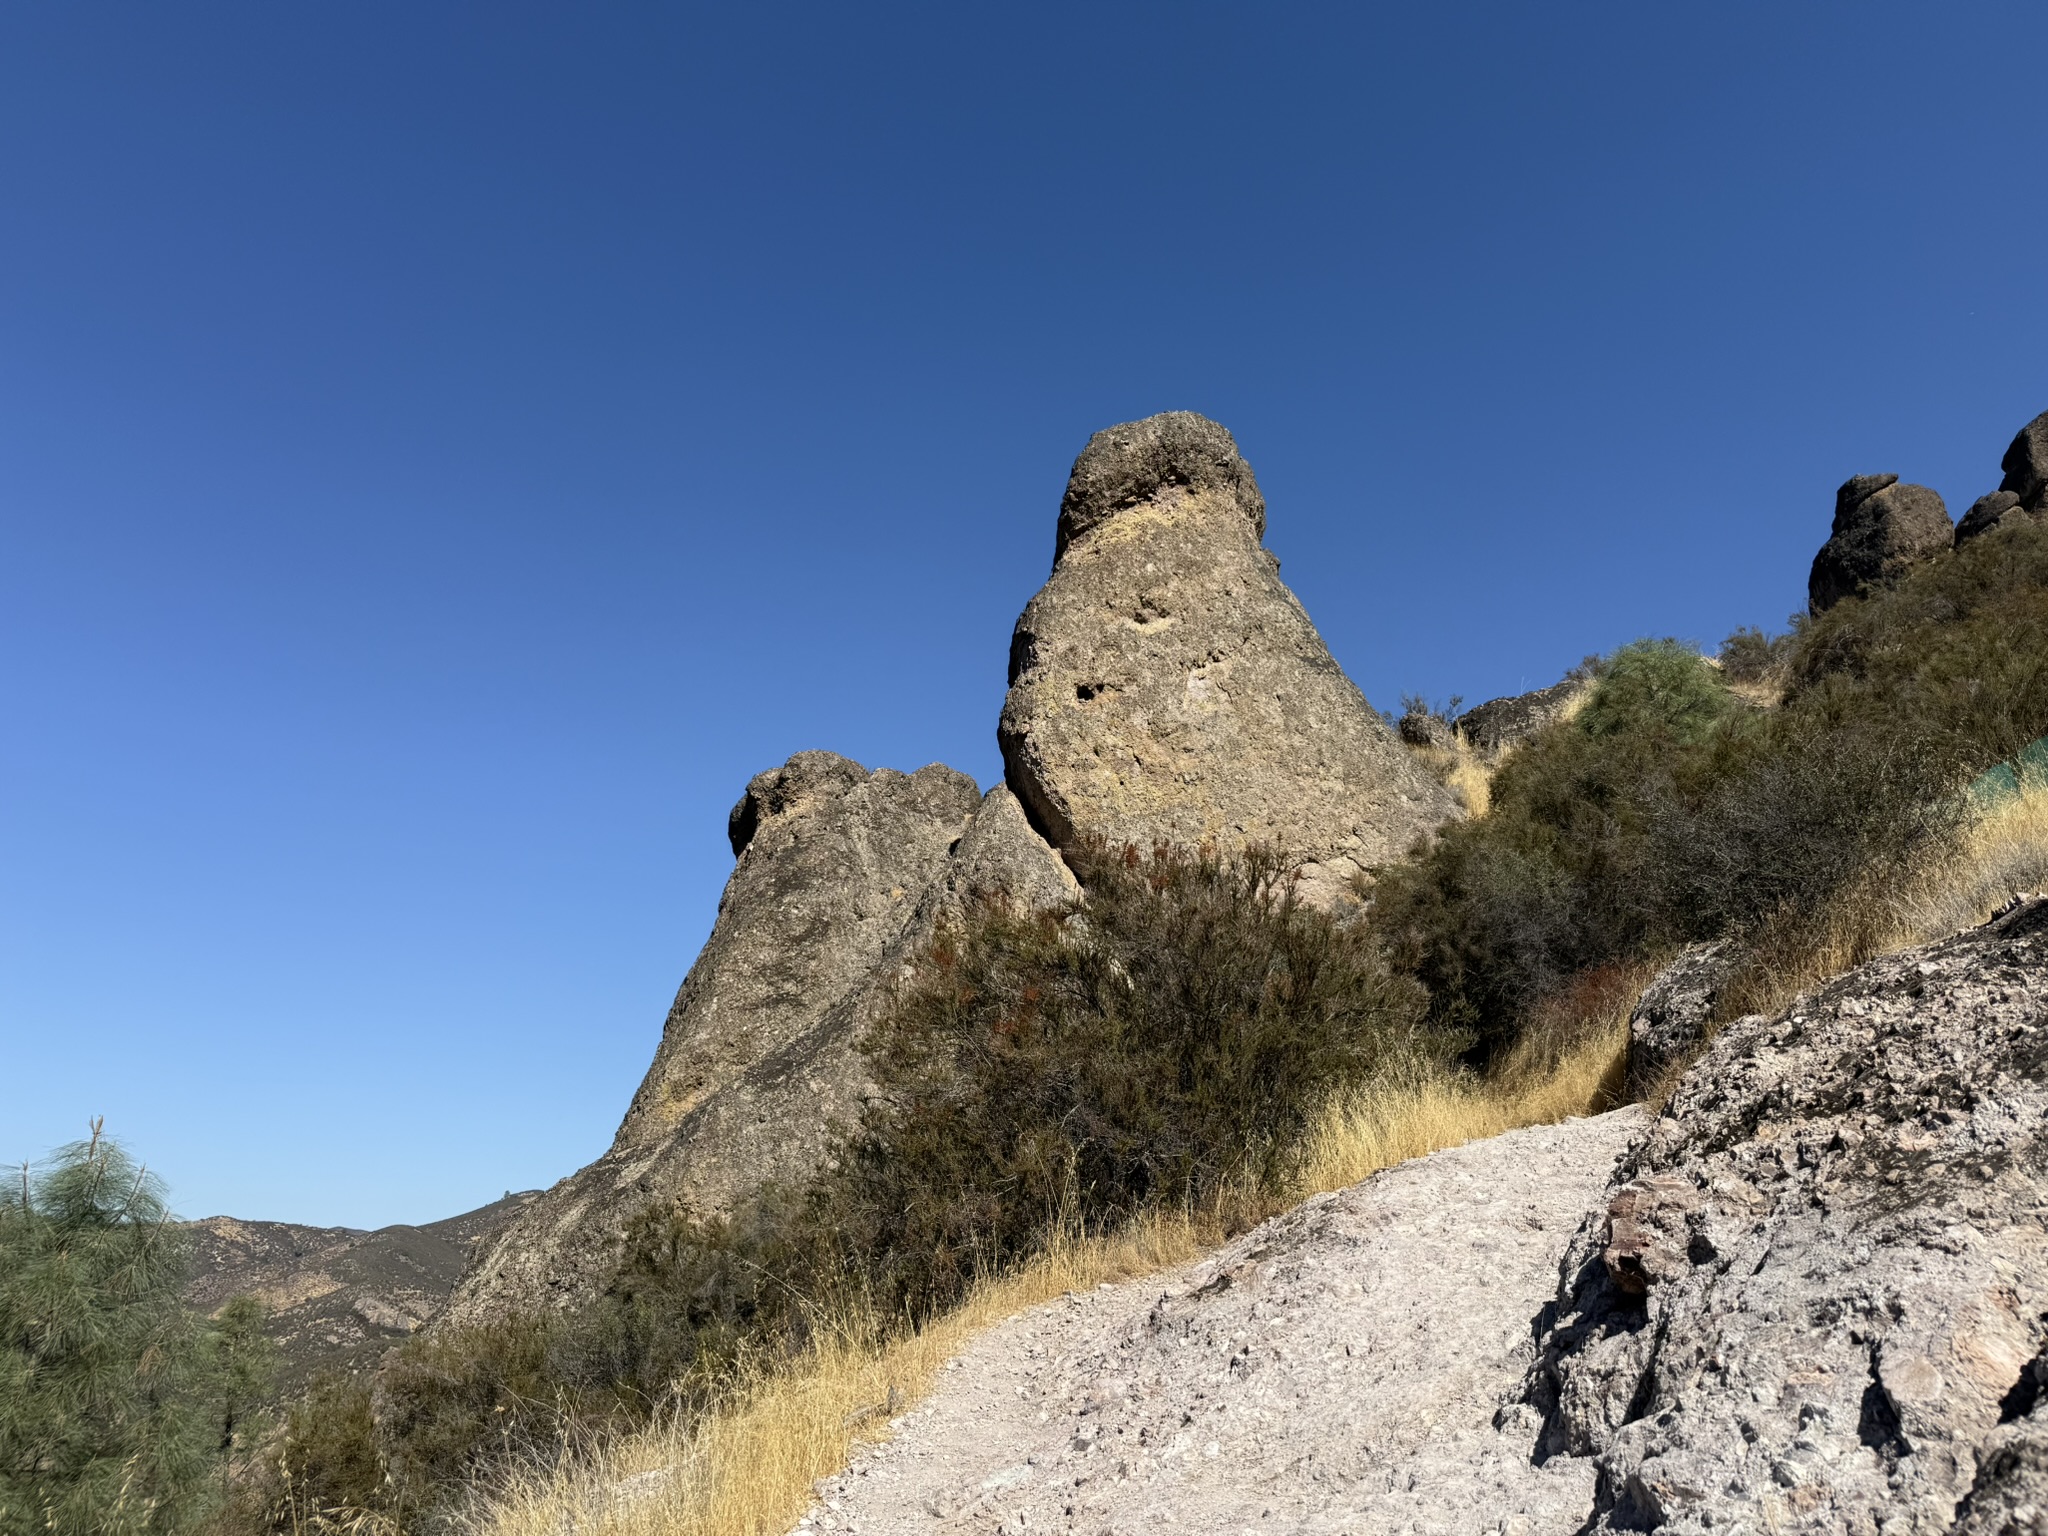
(1808, 473), (1952, 614)
(998, 412), (1456, 908)
(1524, 897), (2048, 1533)
(443, 755), (1071, 1327)
(2001, 410), (2048, 512)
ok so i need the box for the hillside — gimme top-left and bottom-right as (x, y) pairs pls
(183, 1193), (536, 1391)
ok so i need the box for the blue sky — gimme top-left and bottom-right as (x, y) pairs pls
(4, 4), (2044, 1227)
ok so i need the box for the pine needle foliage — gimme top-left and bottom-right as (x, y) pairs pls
(0, 1125), (213, 1536)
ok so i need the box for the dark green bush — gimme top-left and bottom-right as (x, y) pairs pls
(808, 842), (1438, 1320)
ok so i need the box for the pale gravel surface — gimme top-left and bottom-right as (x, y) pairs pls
(800, 1109), (1646, 1536)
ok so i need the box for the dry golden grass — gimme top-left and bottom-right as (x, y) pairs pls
(1404, 731), (1495, 818)
(463, 1029), (1630, 1536)
(1719, 780), (2048, 1024)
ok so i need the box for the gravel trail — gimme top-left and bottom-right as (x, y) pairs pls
(801, 1108), (1645, 1536)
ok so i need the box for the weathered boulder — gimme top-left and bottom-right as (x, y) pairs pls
(2001, 409), (2048, 512)
(1809, 474), (1952, 614)
(998, 413), (1457, 907)
(442, 756), (1070, 1327)
(1457, 675), (1590, 759)
(1522, 896), (2048, 1533)
(1622, 940), (1735, 1102)
(1956, 490), (2029, 545)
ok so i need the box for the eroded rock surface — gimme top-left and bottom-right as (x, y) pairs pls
(806, 1111), (1644, 1536)
(1525, 897), (2048, 1534)
(1956, 491), (2029, 546)
(1622, 941), (1735, 1102)
(1809, 473), (1952, 614)
(998, 413), (1456, 907)
(445, 756), (1070, 1327)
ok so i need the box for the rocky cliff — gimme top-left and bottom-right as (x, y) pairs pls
(999, 413), (1456, 908)
(444, 759), (1072, 1326)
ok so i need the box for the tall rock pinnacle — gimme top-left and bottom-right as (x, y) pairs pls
(998, 412), (1457, 906)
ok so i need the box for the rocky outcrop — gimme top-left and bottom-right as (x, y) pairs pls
(1523, 896), (2048, 1533)
(183, 1193), (535, 1390)
(1809, 473), (1953, 614)
(443, 756), (1071, 1327)
(2002, 410), (2048, 513)
(1458, 676), (1590, 760)
(998, 413), (1456, 908)
(1955, 491), (2029, 546)
(1622, 941), (1735, 1102)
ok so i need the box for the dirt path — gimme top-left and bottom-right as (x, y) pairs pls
(800, 1108), (1645, 1536)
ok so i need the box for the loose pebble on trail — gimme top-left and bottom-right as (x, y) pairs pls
(801, 1109), (1645, 1536)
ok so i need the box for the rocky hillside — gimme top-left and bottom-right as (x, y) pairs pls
(808, 894), (2048, 1535)
(443, 412), (1447, 1329)
(183, 1192), (534, 1390)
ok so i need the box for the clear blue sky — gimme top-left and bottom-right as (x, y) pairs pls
(5, 4), (2044, 1227)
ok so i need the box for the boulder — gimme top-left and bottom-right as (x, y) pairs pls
(2001, 409), (2048, 512)
(1456, 675), (1590, 759)
(1956, 489), (2028, 545)
(1522, 896), (2048, 1532)
(1621, 940), (1735, 1101)
(442, 756), (1071, 1327)
(1808, 474), (1953, 614)
(998, 413), (1457, 908)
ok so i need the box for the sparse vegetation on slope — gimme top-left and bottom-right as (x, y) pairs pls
(1380, 518), (2048, 1062)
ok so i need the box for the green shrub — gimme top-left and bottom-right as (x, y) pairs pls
(806, 843), (1439, 1320)
(1382, 523), (2048, 1062)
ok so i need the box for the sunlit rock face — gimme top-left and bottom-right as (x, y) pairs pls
(999, 411), (1456, 908)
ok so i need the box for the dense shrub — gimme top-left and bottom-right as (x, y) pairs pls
(810, 843), (1439, 1320)
(1382, 521), (2048, 1058)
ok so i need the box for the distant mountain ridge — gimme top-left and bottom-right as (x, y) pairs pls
(183, 1192), (536, 1389)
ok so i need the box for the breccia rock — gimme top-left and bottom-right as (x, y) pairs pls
(442, 756), (1071, 1328)
(1521, 897), (2048, 1534)
(1808, 474), (1952, 614)
(998, 412), (1457, 907)
(1621, 940), (1735, 1102)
